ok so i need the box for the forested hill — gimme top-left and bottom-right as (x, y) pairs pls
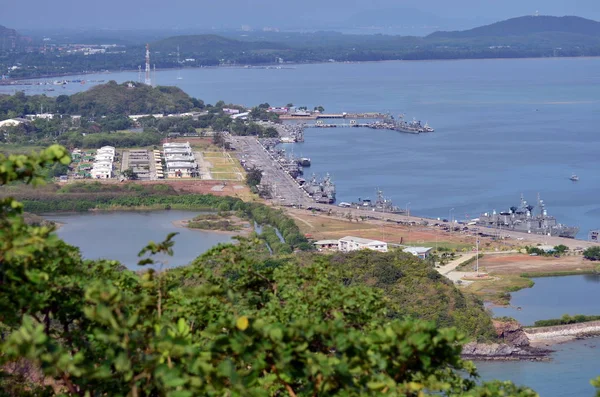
(152, 34), (286, 53)
(428, 15), (600, 39)
(67, 81), (201, 116)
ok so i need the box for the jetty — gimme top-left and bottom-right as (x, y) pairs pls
(279, 112), (387, 121)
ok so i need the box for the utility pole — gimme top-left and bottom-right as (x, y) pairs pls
(476, 238), (480, 275)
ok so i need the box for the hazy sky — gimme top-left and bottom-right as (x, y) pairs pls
(3, 0), (599, 31)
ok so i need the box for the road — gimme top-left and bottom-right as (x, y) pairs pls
(230, 136), (600, 251)
(233, 136), (313, 206)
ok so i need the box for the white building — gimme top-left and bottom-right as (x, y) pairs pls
(403, 247), (433, 260)
(338, 236), (388, 253)
(90, 146), (115, 179)
(163, 142), (198, 178)
(313, 240), (340, 251)
(95, 153), (114, 162)
(25, 113), (54, 120)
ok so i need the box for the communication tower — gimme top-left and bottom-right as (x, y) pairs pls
(144, 44), (152, 86)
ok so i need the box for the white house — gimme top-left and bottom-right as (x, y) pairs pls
(98, 146), (116, 154)
(403, 247), (433, 260)
(165, 162), (198, 178)
(313, 240), (340, 251)
(338, 236), (388, 253)
(95, 154), (114, 162)
(25, 113), (54, 120)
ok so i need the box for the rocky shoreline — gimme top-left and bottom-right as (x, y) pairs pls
(461, 320), (600, 361)
(462, 320), (552, 361)
(462, 342), (551, 361)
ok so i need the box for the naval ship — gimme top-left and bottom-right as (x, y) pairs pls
(475, 194), (579, 238)
(347, 189), (405, 214)
(303, 173), (336, 204)
(386, 114), (434, 134)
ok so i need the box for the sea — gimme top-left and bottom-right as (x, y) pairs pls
(15, 57), (600, 395)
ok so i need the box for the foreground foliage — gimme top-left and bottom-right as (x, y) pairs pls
(0, 146), (542, 396)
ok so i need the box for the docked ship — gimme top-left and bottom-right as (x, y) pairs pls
(475, 194), (579, 238)
(351, 189), (405, 214)
(298, 157), (311, 167)
(304, 173), (336, 204)
(386, 114), (434, 134)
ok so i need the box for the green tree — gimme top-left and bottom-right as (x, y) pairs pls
(213, 131), (226, 147)
(0, 145), (541, 396)
(246, 166), (263, 188)
(583, 246), (600, 261)
(122, 167), (137, 180)
(553, 244), (568, 255)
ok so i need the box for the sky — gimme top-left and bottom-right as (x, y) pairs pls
(2, 0), (600, 32)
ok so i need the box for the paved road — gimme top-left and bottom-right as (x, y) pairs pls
(230, 136), (600, 250)
(233, 136), (313, 205)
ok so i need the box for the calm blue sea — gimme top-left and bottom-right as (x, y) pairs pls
(17, 58), (600, 394)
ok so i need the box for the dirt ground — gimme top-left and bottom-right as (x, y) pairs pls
(138, 180), (254, 200)
(285, 208), (516, 251)
(476, 253), (596, 274)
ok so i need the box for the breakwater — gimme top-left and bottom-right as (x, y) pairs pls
(525, 320), (600, 343)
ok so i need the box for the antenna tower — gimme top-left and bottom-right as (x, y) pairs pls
(144, 44), (152, 85)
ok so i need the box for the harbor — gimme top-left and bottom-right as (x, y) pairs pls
(231, 133), (599, 249)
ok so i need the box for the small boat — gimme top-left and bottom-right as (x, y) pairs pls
(570, 174), (579, 181)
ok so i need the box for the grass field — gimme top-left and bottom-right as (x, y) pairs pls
(465, 275), (535, 305)
(202, 151), (244, 181)
(0, 144), (47, 155)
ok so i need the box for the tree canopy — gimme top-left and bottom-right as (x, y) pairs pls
(0, 145), (551, 396)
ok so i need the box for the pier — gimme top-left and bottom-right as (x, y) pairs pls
(230, 135), (598, 250)
(279, 112), (387, 121)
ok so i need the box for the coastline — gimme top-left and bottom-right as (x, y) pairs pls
(3, 55), (600, 85)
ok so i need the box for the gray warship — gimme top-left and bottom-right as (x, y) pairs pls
(476, 194), (579, 238)
(385, 114), (434, 134)
(304, 173), (336, 204)
(351, 189), (405, 214)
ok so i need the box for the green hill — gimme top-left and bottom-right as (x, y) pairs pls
(67, 81), (197, 116)
(151, 34), (286, 54)
(428, 15), (600, 39)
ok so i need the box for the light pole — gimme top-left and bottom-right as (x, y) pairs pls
(476, 237), (480, 275)
(406, 202), (411, 223)
(449, 208), (455, 225)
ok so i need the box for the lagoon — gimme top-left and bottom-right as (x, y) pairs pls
(492, 275), (600, 326)
(45, 211), (233, 270)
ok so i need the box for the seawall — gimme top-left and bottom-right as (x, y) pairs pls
(525, 320), (600, 344)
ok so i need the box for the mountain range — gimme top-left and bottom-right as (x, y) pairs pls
(429, 15), (600, 39)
